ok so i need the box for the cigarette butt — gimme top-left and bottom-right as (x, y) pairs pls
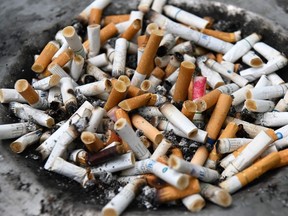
(81, 131), (105, 153)
(275, 149), (288, 168)
(203, 16), (214, 28)
(118, 93), (152, 111)
(32, 41), (59, 73)
(181, 100), (197, 121)
(104, 80), (127, 111)
(144, 174), (168, 189)
(157, 155), (169, 165)
(89, 8), (102, 25)
(115, 108), (132, 126)
(100, 23), (119, 45)
(118, 75), (131, 87)
(194, 89), (221, 112)
(216, 53), (223, 63)
(191, 76), (207, 100)
(126, 85), (144, 98)
(137, 35), (149, 48)
(145, 23), (159, 36)
(136, 29), (164, 75)
(121, 19), (142, 41)
(44, 49), (74, 75)
(140, 80), (153, 92)
(151, 67), (165, 80)
(173, 61), (195, 103)
(206, 94), (233, 141)
(156, 178), (200, 203)
(190, 146), (209, 166)
(103, 14), (130, 26)
(201, 29), (241, 43)
(182, 194), (206, 212)
(15, 79), (40, 105)
(105, 129), (122, 145)
(131, 114), (163, 145)
(170, 147), (184, 159)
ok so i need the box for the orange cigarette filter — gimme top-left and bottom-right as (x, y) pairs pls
(274, 149), (288, 168)
(181, 100), (197, 121)
(81, 131), (105, 153)
(100, 22), (119, 45)
(120, 19), (142, 41)
(156, 178), (200, 203)
(14, 79), (40, 105)
(104, 129), (122, 146)
(137, 35), (149, 48)
(89, 8), (102, 25)
(31, 41), (59, 73)
(104, 80), (128, 111)
(216, 53), (223, 63)
(103, 14), (130, 26)
(201, 28), (240, 43)
(144, 174), (168, 189)
(173, 61), (195, 103)
(115, 108), (132, 126)
(151, 67), (165, 80)
(190, 145), (209, 166)
(170, 147), (184, 159)
(136, 30), (164, 76)
(126, 85), (144, 98)
(194, 89), (222, 112)
(118, 93), (152, 111)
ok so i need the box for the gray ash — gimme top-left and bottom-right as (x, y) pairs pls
(240, 108), (256, 123)
(213, 20), (242, 32)
(178, 138), (202, 161)
(163, 130), (180, 147)
(135, 186), (159, 209)
(236, 124), (250, 138)
(155, 85), (167, 96)
(92, 99), (106, 108)
(135, 129), (144, 137)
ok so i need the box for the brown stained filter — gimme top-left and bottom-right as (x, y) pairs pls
(140, 80), (152, 92)
(157, 155), (169, 165)
(181, 100), (197, 121)
(251, 58), (263, 67)
(10, 142), (24, 153)
(89, 8), (102, 25)
(236, 152), (280, 186)
(126, 85), (144, 98)
(201, 28), (239, 43)
(104, 80), (127, 111)
(203, 16), (215, 28)
(245, 99), (257, 111)
(173, 61), (195, 103)
(81, 131), (105, 153)
(145, 23), (159, 36)
(15, 79), (39, 105)
(105, 130), (122, 145)
(137, 35), (149, 48)
(208, 122), (239, 163)
(118, 93), (152, 111)
(165, 63), (178, 78)
(151, 67), (165, 80)
(115, 108), (132, 126)
(194, 89), (221, 112)
(118, 75), (131, 88)
(103, 14), (130, 26)
(216, 53), (223, 63)
(136, 30), (164, 75)
(44, 49), (74, 75)
(120, 19), (142, 41)
(205, 94), (233, 140)
(156, 178), (200, 203)
(100, 23), (119, 45)
(275, 149), (288, 168)
(83, 40), (89, 51)
(31, 41), (59, 73)
(131, 114), (163, 145)
(170, 147), (184, 159)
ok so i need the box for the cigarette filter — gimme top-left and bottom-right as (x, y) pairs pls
(201, 29), (241, 43)
(221, 129), (276, 178)
(89, 8), (102, 25)
(182, 194), (206, 212)
(194, 89), (221, 112)
(231, 84), (254, 106)
(114, 118), (151, 160)
(160, 102), (198, 138)
(104, 80), (127, 112)
(81, 131), (105, 153)
(101, 178), (146, 216)
(246, 83), (288, 100)
(242, 51), (263, 68)
(91, 152), (135, 173)
(103, 14), (130, 26)
(200, 183), (232, 207)
(131, 114), (163, 145)
(118, 93), (151, 111)
(32, 41), (60, 73)
(151, 0), (167, 13)
(87, 24), (100, 57)
(10, 129), (42, 153)
(120, 19), (142, 41)
(181, 100), (197, 121)
(220, 152), (281, 194)
(205, 58), (249, 87)
(168, 155), (220, 183)
(75, 79), (112, 96)
(156, 177), (200, 203)
(100, 22), (119, 45)
(0, 88), (26, 104)
(245, 99), (275, 113)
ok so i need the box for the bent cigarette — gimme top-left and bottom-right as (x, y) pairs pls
(223, 33), (261, 63)
(200, 183), (232, 208)
(32, 41), (60, 73)
(101, 178), (146, 216)
(220, 152), (281, 194)
(131, 114), (163, 145)
(201, 29), (241, 43)
(173, 61), (195, 103)
(160, 102), (198, 138)
(10, 129), (42, 153)
(114, 118), (151, 160)
(168, 155), (220, 183)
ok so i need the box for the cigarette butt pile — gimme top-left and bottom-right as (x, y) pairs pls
(1, 0), (288, 215)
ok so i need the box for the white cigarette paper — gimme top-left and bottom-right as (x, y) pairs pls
(75, 79), (111, 96)
(246, 83), (288, 100)
(151, 0), (167, 13)
(87, 24), (101, 57)
(255, 112), (288, 127)
(254, 75), (271, 88)
(86, 63), (110, 81)
(0, 122), (30, 140)
(168, 155), (220, 183)
(253, 42), (281, 61)
(112, 38), (127, 78)
(216, 138), (253, 154)
(231, 84), (254, 106)
(150, 139), (172, 160)
(0, 88), (26, 103)
(242, 51), (263, 68)
(244, 99), (275, 112)
(32, 75), (61, 91)
(182, 194), (206, 212)
(114, 118), (151, 160)
(70, 55), (84, 81)
(87, 53), (109, 68)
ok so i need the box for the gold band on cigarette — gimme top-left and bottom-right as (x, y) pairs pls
(89, 8), (102, 25)
(181, 100), (197, 121)
(131, 114), (163, 145)
(173, 61), (195, 103)
(120, 19), (142, 41)
(103, 14), (130, 26)
(118, 93), (152, 111)
(15, 79), (40, 105)
(136, 30), (164, 75)
(81, 131), (105, 153)
(32, 41), (59, 73)
(194, 89), (221, 112)
(104, 80), (127, 111)
(201, 29), (240, 43)
(156, 178), (200, 203)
